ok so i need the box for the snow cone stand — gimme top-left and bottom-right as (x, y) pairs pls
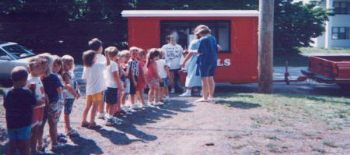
(122, 10), (259, 84)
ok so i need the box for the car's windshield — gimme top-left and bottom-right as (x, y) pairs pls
(2, 44), (35, 59)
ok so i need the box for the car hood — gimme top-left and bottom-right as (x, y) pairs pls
(14, 56), (35, 63)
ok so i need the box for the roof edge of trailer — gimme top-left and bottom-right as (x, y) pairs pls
(121, 10), (259, 17)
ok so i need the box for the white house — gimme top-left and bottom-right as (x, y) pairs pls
(300, 0), (350, 48)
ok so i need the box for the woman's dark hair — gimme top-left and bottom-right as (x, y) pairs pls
(83, 50), (96, 67)
(88, 38), (103, 51)
(146, 48), (161, 67)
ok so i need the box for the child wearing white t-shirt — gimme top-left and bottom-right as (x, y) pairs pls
(104, 47), (123, 126)
(81, 50), (106, 129)
(61, 55), (80, 137)
(161, 35), (184, 93)
(27, 58), (46, 153)
(88, 38), (107, 119)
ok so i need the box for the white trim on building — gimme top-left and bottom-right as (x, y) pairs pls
(121, 10), (260, 17)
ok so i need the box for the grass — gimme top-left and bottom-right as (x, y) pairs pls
(216, 93), (350, 130)
(299, 47), (350, 55)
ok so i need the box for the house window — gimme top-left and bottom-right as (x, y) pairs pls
(332, 27), (350, 40)
(160, 21), (231, 53)
(334, 2), (350, 14)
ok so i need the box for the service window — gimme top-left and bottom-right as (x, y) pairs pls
(160, 20), (231, 53)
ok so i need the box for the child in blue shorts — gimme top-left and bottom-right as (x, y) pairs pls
(61, 55), (80, 137)
(4, 66), (36, 155)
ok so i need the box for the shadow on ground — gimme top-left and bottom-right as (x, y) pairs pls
(0, 97), (194, 154)
(51, 135), (104, 155)
(215, 100), (261, 109)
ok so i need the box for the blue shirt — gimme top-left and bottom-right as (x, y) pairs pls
(4, 87), (36, 129)
(42, 74), (63, 103)
(197, 35), (218, 66)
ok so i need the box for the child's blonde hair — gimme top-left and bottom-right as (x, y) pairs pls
(104, 46), (119, 65)
(129, 46), (140, 53)
(61, 55), (75, 72)
(28, 57), (40, 73)
(37, 53), (53, 75)
(118, 50), (130, 58)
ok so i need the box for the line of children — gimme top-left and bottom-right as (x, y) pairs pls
(4, 52), (81, 154)
(3, 38), (179, 154)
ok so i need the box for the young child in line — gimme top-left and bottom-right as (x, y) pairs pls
(104, 46), (124, 126)
(4, 66), (36, 155)
(128, 47), (142, 109)
(146, 48), (163, 106)
(41, 54), (65, 151)
(61, 55), (80, 136)
(157, 50), (171, 103)
(119, 50), (134, 113)
(36, 53), (51, 152)
(81, 50), (105, 129)
(27, 58), (46, 153)
(51, 55), (69, 143)
(136, 49), (147, 106)
(88, 38), (107, 120)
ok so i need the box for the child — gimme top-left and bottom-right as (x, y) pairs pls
(81, 50), (105, 129)
(27, 58), (46, 153)
(119, 50), (134, 113)
(128, 47), (142, 109)
(4, 66), (36, 155)
(136, 49), (147, 106)
(156, 50), (171, 103)
(146, 48), (163, 106)
(41, 54), (65, 150)
(61, 55), (80, 136)
(104, 46), (123, 126)
(88, 38), (107, 119)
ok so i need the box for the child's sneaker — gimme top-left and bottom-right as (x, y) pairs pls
(105, 118), (114, 126)
(97, 112), (105, 120)
(165, 96), (170, 100)
(208, 97), (216, 103)
(134, 103), (144, 109)
(179, 91), (191, 97)
(156, 102), (164, 105)
(170, 88), (175, 94)
(57, 133), (67, 143)
(66, 129), (79, 137)
(127, 107), (136, 113)
(112, 117), (123, 125)
(145, 102), (155, 108)
(51, 143), (65, 151)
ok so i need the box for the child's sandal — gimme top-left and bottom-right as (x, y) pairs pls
(67, 129), (79, 137)
(81, 122), (90, 128)
(88, 122), (100, 129)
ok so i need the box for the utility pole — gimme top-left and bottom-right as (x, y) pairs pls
(258, 0), (274, 93)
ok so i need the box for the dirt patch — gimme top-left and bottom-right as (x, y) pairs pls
(0, 83), (350, 154)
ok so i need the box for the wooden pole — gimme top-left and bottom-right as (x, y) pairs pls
(258, 0), (274, 93)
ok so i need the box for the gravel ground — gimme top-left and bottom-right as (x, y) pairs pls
(1, 67), (350, 154)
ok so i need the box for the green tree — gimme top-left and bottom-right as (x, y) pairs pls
(274, 0), (329, 53)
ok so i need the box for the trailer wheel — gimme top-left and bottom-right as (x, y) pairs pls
(338, 84), (350, 90)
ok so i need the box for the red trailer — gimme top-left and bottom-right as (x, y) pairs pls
(301, 55), (350, 89)
(122, 10), (259, 84)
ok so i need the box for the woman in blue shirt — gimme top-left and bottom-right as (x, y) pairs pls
(194, 25), (218, 102)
